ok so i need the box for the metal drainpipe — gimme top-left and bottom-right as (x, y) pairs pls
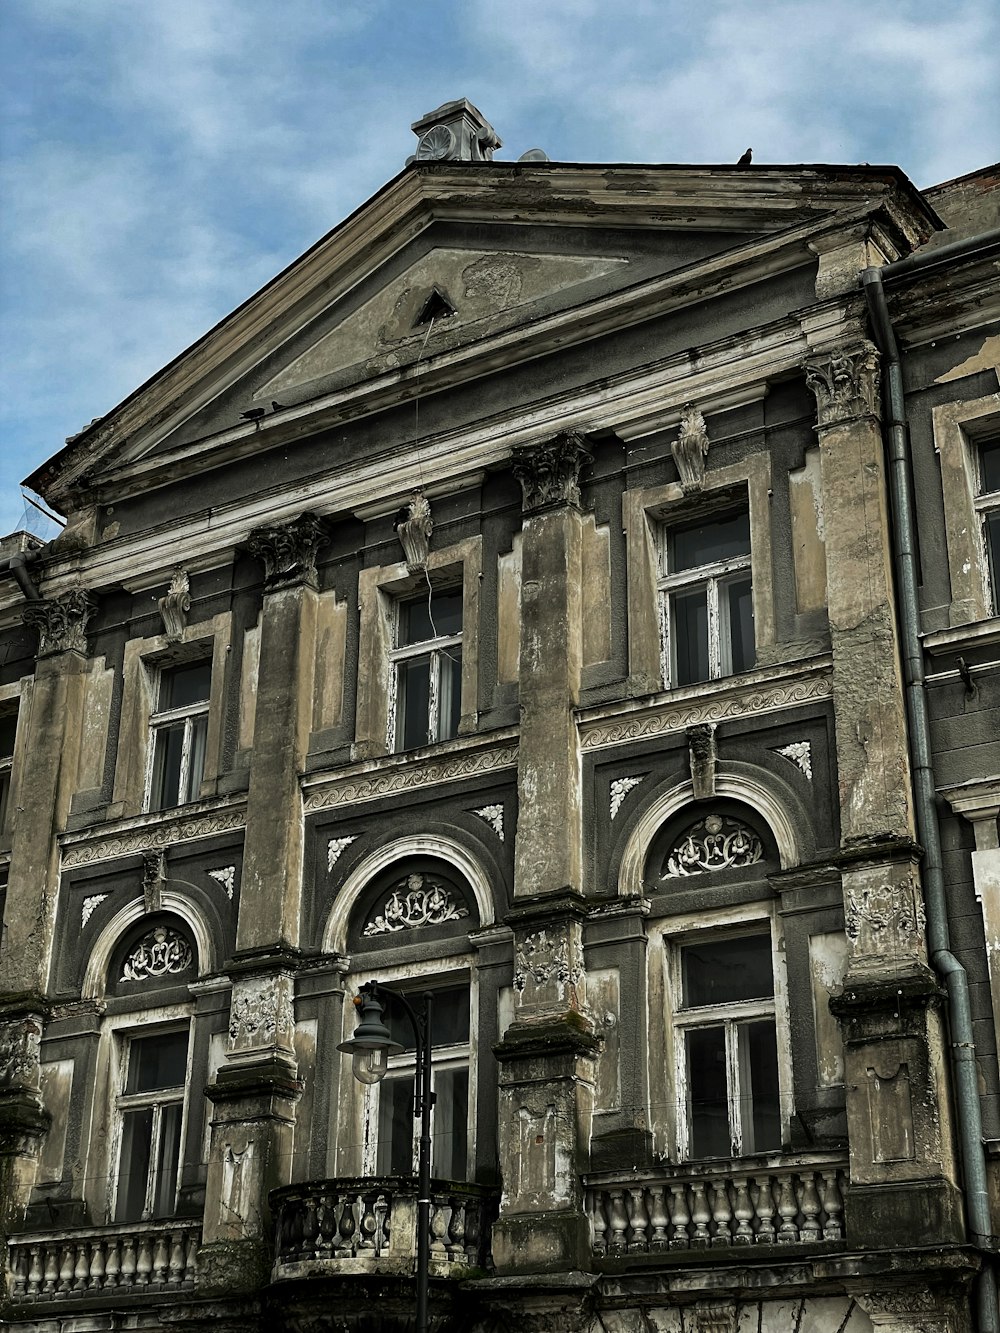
(863, 261), (999, 1333)
(7, 552), (42, 602)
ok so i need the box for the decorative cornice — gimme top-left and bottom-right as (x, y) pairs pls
(61, 803), (246, 869)
(303, 740), (518, 813)
(21, 588), (95, 657)
(672, 402), (709, 493)
(511, 431), (592, 512)
(804, 343), (880, 427)
(247, 511), (328, 589)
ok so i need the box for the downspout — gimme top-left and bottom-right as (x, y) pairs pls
(7, 552), (42, 603)
(863, 260), (1000, 1333)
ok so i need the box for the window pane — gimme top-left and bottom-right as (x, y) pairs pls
(160, 662), (211, 710)
(670, 587), (709, 685)
(127, 1031), (189, 1094)
(116, 1108), (153, 1222)
(723, 575), (755, 674)
(740, 1020), (782, 1154)
(150, 724), (185, 810)
(670, 512), (751, 573)
(987, 510), (1000, 611)
(0, 713), (17, 758)
(682, 936), (773, 1008)
(437, 649), (462, 742)
(686, 1027), (730, 1159)
(183, 714), (208, 802)
(432, 1067), (469, 1180)
(377, 1076), (415, 1176)
(388, 986), (470, 1051)
(152, 1102), (184, 1216)
(398, 658), (431, 749)
(981, 441), (1000, 494)
(401, 592), (462, 645)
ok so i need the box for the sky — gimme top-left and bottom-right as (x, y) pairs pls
(1, 0), (998, 540)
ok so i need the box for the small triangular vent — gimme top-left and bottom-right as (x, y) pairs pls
(413, 286), (457, 326)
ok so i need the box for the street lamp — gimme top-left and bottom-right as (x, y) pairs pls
(338, 981), (434, 1333)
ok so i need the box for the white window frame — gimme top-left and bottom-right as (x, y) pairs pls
(144, 661), (211, 812)
(975, 438), (1000, 613)
(388, 590), (464, 752)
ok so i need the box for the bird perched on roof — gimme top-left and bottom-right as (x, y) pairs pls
(240, 407), (266, 428)
(737, 148), (752, 166)
(271, 400), (286, 412)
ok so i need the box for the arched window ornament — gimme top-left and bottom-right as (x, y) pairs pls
(121, 925), (194, 981)
(663, 813), (763, 878)
(363, 872), (469, 936)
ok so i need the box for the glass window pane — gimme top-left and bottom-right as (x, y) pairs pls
(377, 1076), (415, 1176)
(388, 986), (469, 1051)
(160, 662), (211, 710)
(723, 575), (755, 674)
(682, 936), (774, 1007)
(152, 1102), (183, 1216)
(0, 713), (17, 758)
(150, 724), (185, 810)
(127, 1031), (189, 1093)
(986, 510), (1000, 611)
(670, 512), (751, 573)
(183, 714), (208, 803)
(436, 649), (462, 742)
(686, 1027), (730, 1159)
(398, 658), (431, 750)
(740, 1020), (782, 1154)
(981, 441), (1000, 494)
(401, 592), (462, 645)
(670, 588), (709, 685)
(116, 1108), (153, 1222)
(432, 1067), (469, 1180)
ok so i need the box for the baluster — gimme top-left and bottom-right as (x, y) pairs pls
(58, 1242), (75, 1293)
(304, 1195), (321, 1260)
(589, 1189), (608, 1255)
(357, 1193), (379, 1250)
(710, 1179), (733, 1246)
(25, 1244), (42, 1297)
(463, 1198), (480, 1263)
(169, 1230), (186, 1284)
(318, 1194), (337, 1255)
(776, 1175), (800, 1242)
(430, 1198), (450, 1258)
(135, 1234), (154, 1285)
(337, 1194), (358, 1255)
(153, 1232), (170, 1285)
(73, 1240), (89, 1291)
(184, 1229), (199, 1285)
(607, 1189), (629, 1254)
(374, 1193), (391, 1255)
(120, 1236), (137, 1288)
(753, 1176), (776, 1244)
(690, 1181), (711, 1246)
(42, 1242), (59, 1294)
(105, 1238), (121, 1290)
(732, 1177), (754, 1244)
(448, 1198), (467, 1260)
(627, 1188), (650, 1253)
(90, 1239), (106, 1290)
(799, 1172), (822, 1242)
(822, 1170), (845, 1241)
(668, 1182), (691, 1248)
(648, 1185), (670, 1250)
(12, 1245), (29, 1298)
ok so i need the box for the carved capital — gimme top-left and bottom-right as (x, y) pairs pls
(228, 973), (295, 1054)
(511, 431), (592, 513)
(0, 1015), (44, 1093)
(157, 567), (190, 641)
(247, 512), (327, 589)
(513, 920), (585, 1010)
(805, 343), (881, 427)
(672, 402), (710, 493)
(844, 869), (926, 967)
(21, 588), (95, 657)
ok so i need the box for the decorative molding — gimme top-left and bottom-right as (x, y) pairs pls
(394, 491), (433, 569)
(855, 1288), (938, 1317)
(327, 835), (358, 870)
(511, 431), (592, 512)
(364, 872), (469, 936)
(121, 925), (194, 982)
(228, 975), (295, 1048)
(609, 776), (644, 820)
(513, 928), (584, 994)
(804, 343), (880, 427)
(773, 740), (813, 779)
(81, 894), (108, 928)
(0, 1017), (42, 1089)
(579, 670), (832, 751)
(472, 804), (504, 840)
(21, 588), (95, 657)
(672, 402), (709, 493)
(663, 814), (764, 878)
(845, 878), (925, 961)
(303, 742), (518, 813)
(687, 723), (717, 799)
(157, 567), (190, 641)
(142, 850), (165, 913)
(247, 511), (328, 589)
(61, 806), (247, 868)
(208, 866), (236, 899)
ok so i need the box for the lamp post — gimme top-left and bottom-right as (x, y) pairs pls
(338, 981), (434, 1333)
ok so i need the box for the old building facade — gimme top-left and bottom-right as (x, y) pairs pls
(1, 102), (998, 1331)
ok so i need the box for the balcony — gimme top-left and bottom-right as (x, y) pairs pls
(586, 1153), (849, 1255)
(6, 1219), (201, 1304)
(271, 1177), (497, 1281)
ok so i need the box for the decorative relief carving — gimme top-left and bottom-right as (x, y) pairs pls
(609, 776), (643, 820)
(61, 806), (247, 868)
(687, 723), (717, 799)
(142, 850), (165, 913)
(845, 878), (926, 960)
(208, 866), (236, 899)
(856, 1287), (938, 1317)
(247, 511), (328, 589)
(472, 804), (504, 840)
(157, 568), (190, 641)
(805, 343), (880, 427)
(81, 894), (108, 928)
(303, 743), (518, 813)
(394, 492), (433, 569)
(513, 929), (584, 994)
(364, 872), (469, 936)
(663, 814), (763, 878)
(511, 431), (592, 512)
(22, 588), (95, 657)
(672, 403), (710, 493)
(121, 925), (193, 982)
(228, 976), (294, 1048)
(0, 1017), (42, 1089)
(327, 836), (358, 870)
(774, 740), (813, 778)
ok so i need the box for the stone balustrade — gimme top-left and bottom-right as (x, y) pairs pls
(586, 1155), (849, 1254)
(271, 1177), (496, 1279)
(6, 1221), (200, 1303)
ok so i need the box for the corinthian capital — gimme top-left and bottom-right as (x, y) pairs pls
(247, 512), (328, 589)
(21, 587), (95, 657)
(511, 431), (592, 513)
(805, 343), (881, 427)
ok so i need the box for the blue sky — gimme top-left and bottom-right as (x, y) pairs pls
(2, 0), (998, 539)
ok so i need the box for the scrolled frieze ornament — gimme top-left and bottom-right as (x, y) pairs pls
(511, 431), (592, 513)
(157, 567), (190, 641)
(672, 403), (710, 493)
(22, 587), (95, 657)
(805, 343), (881, 428)
(247, 511), (328, 589)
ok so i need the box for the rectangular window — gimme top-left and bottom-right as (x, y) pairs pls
(0, 710), (17, 834)
(114, 1029), (189, 1222)
(390, 591), (463, 751)
(376, 983), (470, 1181)
(147, 662), (211, 811)
(659, 511), (755, 687)
(978, 440), (1000, 612)
(674, 933), (781, 1160)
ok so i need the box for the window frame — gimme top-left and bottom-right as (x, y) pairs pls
(932, 396), (1000, 626)
(975, 438), (1000, 612)
(0, 709), (17, 839)
(389, 591), (464, 752)
(144, 662), (212, 812)
(0, 681), (25, 848)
